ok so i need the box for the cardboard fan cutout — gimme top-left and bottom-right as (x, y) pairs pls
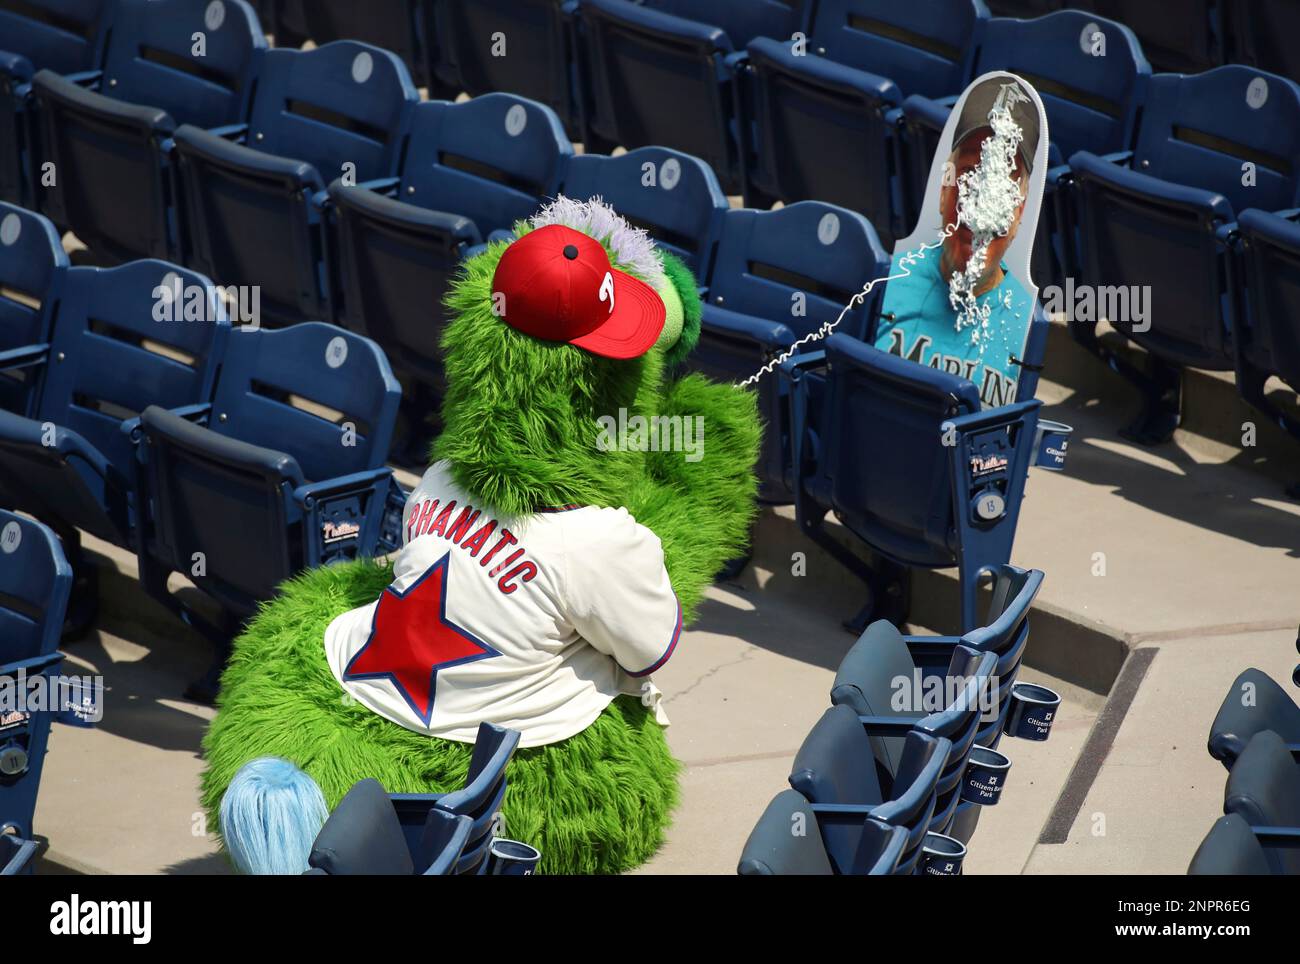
(875, 72), (1050, 408)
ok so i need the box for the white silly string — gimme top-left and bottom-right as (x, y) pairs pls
(949, 82), (1029, 353)
(735, 222), (957, 389)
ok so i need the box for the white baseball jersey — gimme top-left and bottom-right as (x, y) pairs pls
(323, 461), (680, 748)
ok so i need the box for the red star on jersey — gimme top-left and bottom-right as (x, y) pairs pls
(343, 553), (498, 725)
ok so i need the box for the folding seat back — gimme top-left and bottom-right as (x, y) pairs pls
(578, 0), (746, 193)
(738, 789), (906, 875)
(1080, 0), (1220, 74)
(308, 777), (416, 875)
(300, 0), (430, 86)
(0, 203), (67, 414)
(963, 564), (1042, 745)
(1227, 0), (1300, 85)
(174, 41), (417, 324)
(1071, 66), (1300, 370)
(1222, 729), (1300, 875)
(788, 705), (948, 874)
(234, 42), (413, 200)
(1187, 813), (1274, 876)
(808, 0), (984, 99)
(694, 203), (888, 498)
(33, 0), (265, 262)
(35, 262), (226, 477)
(0, 261), (228, 545)
(831, 631), (996, 833)
(433, 0), (580, 135)
(136, 322), (399, 612)
(561, 147), (727, 283)
(1208, 667), (1300, 771)
(390, 722), (520, 874)
(0, 510), (72, 663)
(1130, 68), (1300, 217)
(0, 509), (71, 840)
(916, 646), (997, 826)
(1233, 209), (1300, 443)
(0, 0), (109, 76)
(330, 93), (568, 389)
(977, 11), (1146, 163)
(400, 95), (570, 241)
(816, 334), (984, 568)
(0, 0), (110, 206)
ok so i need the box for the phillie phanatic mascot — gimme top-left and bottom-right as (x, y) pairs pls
(204, 198), (761, 873)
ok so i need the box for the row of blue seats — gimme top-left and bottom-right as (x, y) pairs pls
(985, 0), (1300, 79)
(1189, 661), (1300, 874)
(255, 0), (1300, 490)
(0, 201), (405, 695)
(257, 1), (1300, 236)
(738, 565), (1043, 874)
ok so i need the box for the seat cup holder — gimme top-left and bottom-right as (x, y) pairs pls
(485, 838), (541, 875)
(1004, 682), (1062, 741)
(961, 745), (1011, 806)
(1033, 419), (1072, 471)
(919, 832), (966, 875)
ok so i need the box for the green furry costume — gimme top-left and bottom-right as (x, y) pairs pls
(202, 201), (760, 874)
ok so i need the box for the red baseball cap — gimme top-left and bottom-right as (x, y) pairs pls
(491, 224), (665, 359)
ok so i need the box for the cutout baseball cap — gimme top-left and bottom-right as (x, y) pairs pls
(491, 224), (666, 359)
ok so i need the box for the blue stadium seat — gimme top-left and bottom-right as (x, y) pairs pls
(898, 10), (1150, 281)
(1232, 208), (1300, 494)
(561, 146), (728, 285)
(744, 0), (988, 242)
(1222, 729), (1300, 875)
(1188, 813), (1276, 876)
(299, 0), (441, 92)
(1209, 668), (1300, 771)
(832, 641), (997, 835)
(173, 41), (418, 326)
(433, 0), (583, 137)
(832, 565), (1041, 841)
(692, 202), (889, 501)
(0, 510), (71, 844)
(0, 0), (111, 207)
(738, 789), (907, 875)
(134, 322), (402, 685)
(0, 260), (229, 551)
(1068, 66), (1300, 444)
(29, 0), (265, 264)
(306, 778), (473, 875)
(1227, 0), (1300, 85)
(327, 93), (570, 427)
(1078, 0), (1221, 74)
(785, 331), (1049, 631)
(389, 722), (522, 874)
(576, 0), (750, 194)
(0, 202), (67, 415)
(788, 709), (950, 875)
